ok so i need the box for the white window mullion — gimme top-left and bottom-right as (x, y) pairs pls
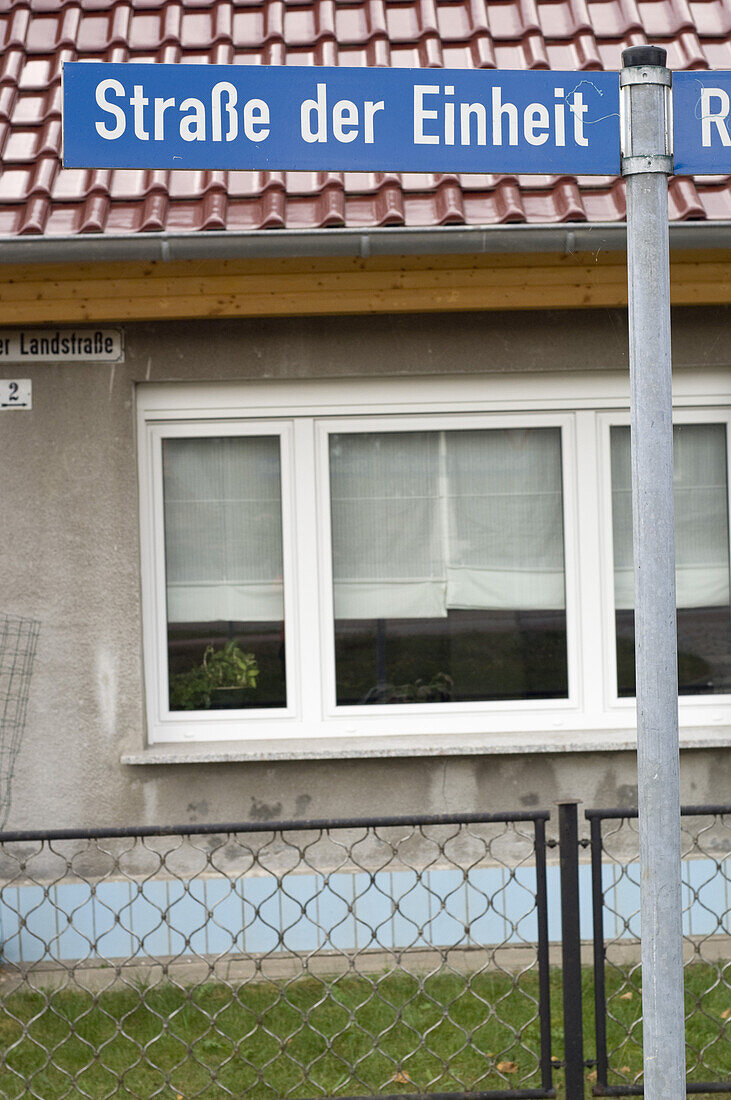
(316, 420), (351, 719)
(278, 423), (300, 722)
(574, 410), (609, 718)
(292, 417), (326, 729)
(146, 425), (174, 733)
(598, 411), (630, 708)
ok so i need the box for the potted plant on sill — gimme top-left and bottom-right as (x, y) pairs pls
(361, 671), (453, 705)
(170, 641), (259, 711)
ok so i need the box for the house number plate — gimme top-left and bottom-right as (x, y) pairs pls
(0, 380), (32, 409)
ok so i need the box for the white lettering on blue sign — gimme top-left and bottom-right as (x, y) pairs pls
(90, 73), (597, 154)
(64, 63), (731, 174)
(95, 78), (271, 144)
(63, 62), (623, 174)
(411, 84), (590, 148)
(300, 84), (384, 144)
(700, 88), (731, 148)
(673, 71), (731, 173)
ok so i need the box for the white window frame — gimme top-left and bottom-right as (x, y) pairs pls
(139, 418), (301, 743)
(315, 411), (581, 728)
(137, 371), (731, 749)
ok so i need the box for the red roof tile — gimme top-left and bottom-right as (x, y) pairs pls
(0, 0), (729, 238)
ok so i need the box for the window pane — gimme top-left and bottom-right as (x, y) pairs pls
(163, 436), (286, 711)
(611, 424), (731, 696)
(329, 427), (567, 704)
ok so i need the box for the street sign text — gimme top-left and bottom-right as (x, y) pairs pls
(63, 63), (621, 175)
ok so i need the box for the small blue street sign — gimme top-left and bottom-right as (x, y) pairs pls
(62, 62), (621, 175)
(673, 70), (731, 175)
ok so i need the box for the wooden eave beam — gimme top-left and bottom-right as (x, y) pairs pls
(0, 249), (729, 324)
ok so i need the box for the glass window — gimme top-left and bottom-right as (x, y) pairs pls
(139, 378), (731, 748)
(162, 435), (287, 711)
(329, 427), (567, 705)
(611, 423), (731, 696)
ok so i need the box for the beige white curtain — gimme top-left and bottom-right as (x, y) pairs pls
(163, 436), (284, 624)
(611, 424), (730, 610)
(329, 427), (566, 620)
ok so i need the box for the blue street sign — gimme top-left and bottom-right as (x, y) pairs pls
(673, 70), (731, 175)
(62, 62), (621, 175)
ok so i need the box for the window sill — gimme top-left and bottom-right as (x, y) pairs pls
(121, 726), (731, 765)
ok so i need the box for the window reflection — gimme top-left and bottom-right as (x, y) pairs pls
(329, 428), (568, 704)
(162, 436), (286, 711)
(611, 424), (731, 696)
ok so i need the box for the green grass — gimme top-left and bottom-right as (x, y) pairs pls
(0, 964), (728, 1099)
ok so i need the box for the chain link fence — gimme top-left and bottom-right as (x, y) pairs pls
(3, 804), (729, 1099)
(0, 812), (553, 1100)
(0, 614), (40, 829)
(587, 804), (731, 1096)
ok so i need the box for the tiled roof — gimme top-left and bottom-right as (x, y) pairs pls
(0, 0), (729, 237)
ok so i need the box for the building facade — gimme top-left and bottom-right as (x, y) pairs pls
(1, 0), (730, 829)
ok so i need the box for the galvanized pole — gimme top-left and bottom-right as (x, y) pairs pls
(620, 45), (686, 1099)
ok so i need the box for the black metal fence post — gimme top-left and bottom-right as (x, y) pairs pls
(558, 801), (585, 1100)
(588, 812), (609, 1092)
(533, 815), (554, 1095)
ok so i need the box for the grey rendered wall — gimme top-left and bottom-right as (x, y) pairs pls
(2, 305), (730, 831)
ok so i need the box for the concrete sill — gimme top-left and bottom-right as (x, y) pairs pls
(121, 727), (731, 765)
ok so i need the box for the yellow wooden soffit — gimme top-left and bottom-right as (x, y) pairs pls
(0, 249), (729, 324)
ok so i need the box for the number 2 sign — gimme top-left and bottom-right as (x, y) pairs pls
(0, 381), (32, 410)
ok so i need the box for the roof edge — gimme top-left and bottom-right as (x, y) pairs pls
(1, 221), (731, 265)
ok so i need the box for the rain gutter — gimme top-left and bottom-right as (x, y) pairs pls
(1, 220), (730, 264)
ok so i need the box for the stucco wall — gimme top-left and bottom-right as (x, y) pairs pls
(2, 305), (730, 831)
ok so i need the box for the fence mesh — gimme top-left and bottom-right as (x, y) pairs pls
(588, 806), (731, 1095)
(0, 614), (40, 829)
(0, 813), (552, 1100)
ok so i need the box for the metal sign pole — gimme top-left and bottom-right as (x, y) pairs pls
(620, 45), (686, 1099)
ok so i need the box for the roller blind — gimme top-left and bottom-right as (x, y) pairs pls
(163, 436), (284, 624)
(611, 424), (730, 610)
(329, 427), (566, 620)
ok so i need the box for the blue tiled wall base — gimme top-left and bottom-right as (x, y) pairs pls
(1, 860), (728, 966)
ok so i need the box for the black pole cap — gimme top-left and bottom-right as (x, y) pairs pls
(622, 45), (667, 67)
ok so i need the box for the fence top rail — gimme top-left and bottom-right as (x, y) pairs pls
(585, 803), (731, 822)
(0, 808), (551, 844)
